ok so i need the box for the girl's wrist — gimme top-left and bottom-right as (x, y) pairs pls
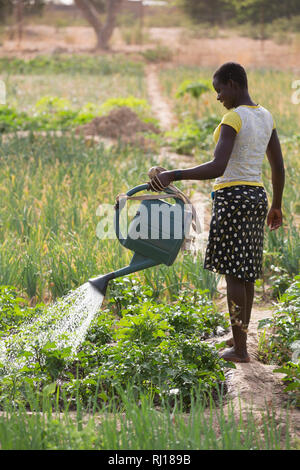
(172, 170), (183, 181)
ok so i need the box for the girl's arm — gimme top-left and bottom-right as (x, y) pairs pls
(266, 129), (285, 230)
(149, 124), (236, 190)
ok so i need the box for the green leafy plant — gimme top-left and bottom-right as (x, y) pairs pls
(164, 289), (229, 338)
(0, 55), (144, 76)
(107, 277), (155, 315)
(167, 115), (219, 155)
(273, 362), (300, 407)
(176, 79), (212, 102)
(0, 94), (157, 134)
(258, 275), (300, 364)
(0, 286), (43, 336)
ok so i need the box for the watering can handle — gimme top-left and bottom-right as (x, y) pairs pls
(114, 183), (182, 244)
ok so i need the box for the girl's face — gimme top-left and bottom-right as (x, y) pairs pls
(213, 76), (237, 110)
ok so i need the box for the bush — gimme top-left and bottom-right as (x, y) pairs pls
(0, 286), (42, 336)
(258, 275), (300, 365)
(167, 116), (219, 155)
(258, 275), (300, 405)
(140, 45), (173, 63)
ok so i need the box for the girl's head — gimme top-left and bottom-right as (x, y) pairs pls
(212, 62), (248, 110)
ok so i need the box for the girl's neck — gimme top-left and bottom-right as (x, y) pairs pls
(236, 90), (257, 107)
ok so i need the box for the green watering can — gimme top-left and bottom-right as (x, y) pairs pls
(89, 183), (192, 296)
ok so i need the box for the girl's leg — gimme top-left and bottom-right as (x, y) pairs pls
(226, 279), (254, 347)
(220, 274), (250, 362)
(245, 280), (254, 327)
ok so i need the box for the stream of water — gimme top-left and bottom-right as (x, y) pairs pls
(0, 282), (104, 373)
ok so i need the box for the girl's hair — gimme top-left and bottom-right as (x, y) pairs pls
(213, 62), (248, 89)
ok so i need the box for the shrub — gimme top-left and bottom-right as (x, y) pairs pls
(140, 45), (173, 63)
(258, 275), (300, 365)
(167, 115), (219, 155)
(258, 275), (300, 405)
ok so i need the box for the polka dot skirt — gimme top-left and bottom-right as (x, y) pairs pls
(204, 185), (268, 282)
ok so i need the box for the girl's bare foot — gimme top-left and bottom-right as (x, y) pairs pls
(219, 347), (250, 363)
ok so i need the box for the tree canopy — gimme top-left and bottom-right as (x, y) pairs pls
(0, 0), (45, 23)
(177, 0), (300, 24)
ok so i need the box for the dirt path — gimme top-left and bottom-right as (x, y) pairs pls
(145, 64), (300, 439)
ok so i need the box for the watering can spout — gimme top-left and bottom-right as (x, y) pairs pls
(89, 272), (115, 296)
(89, 253), (159, 296)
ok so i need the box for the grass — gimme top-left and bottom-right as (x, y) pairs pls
(158, 66), (300, 138)
(1, 56), (146, 114)
(0, 132), (217, 302)
(0, 386), (294, 450)
(0, 134), (154, 301)
(4, 73), (147, 115)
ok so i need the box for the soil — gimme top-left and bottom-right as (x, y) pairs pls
(75, 105), (160, 147)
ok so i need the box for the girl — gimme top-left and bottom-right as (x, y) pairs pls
(149, 62), (285, 363)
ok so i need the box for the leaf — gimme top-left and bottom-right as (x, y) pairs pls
(43, 382), (56, 397)
(258, 318), (272, 329)
(98, 391), (109, 402)
(284, 382), (299, 392)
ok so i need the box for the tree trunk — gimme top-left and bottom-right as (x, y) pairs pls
(259, 3), (265, 53)
(74, 0), (122, 50)
(15, 0), (24, 46)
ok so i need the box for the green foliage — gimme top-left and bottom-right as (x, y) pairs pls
(0, 279), (231, 409)
(274, 362), (300, 407)
(226, 0), (300, 25)
(176, 79), (212, 100)
(177, 0), (233, 24)
(177, 0), (300, 25)
(258, 275), (300, 364)
(107, 277), (155, 315)
(0, 0), (45, 23)
(140, 45), (173, 63)
(0, 286), (42, 336)
(0, 55), (143, 76)
(167, 116), (219, 155)
(163, 289), (228, 338)
(0, 94), (155, 134)
(99, 96), (150, 113)
(68, 281), (230, 408)
(263, 225), (300, 294)
(258, 276), (300, 405)
(0, 385), (293, 450)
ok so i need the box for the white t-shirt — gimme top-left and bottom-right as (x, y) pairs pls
(213, 105), (275, 190)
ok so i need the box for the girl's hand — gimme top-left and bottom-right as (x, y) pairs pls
(267, 207), (283, 231)
(149, 171), (173, 192)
